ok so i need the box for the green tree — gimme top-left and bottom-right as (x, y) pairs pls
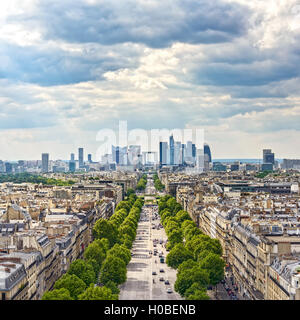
(107, 244), (131, 265)
(68, 259), (96, 287)
(175, 210), (192, 225)
(84, 241), (106, 274)
(184, 227), (202, 241)
(184, 283), (210, 300)
(78, 284), (118, 300)
(177, 259), (198, 274)
(118, 224), (136, 241)
(42, 288), (73, 300)
(185, 234), (211, 253)
(105, 280), (120, 295)
(165, 220), (180, 234)
(54, 274), (86, 300)
(168, 228), (183, 246)
(166, 198), (177, 212)
(99, 256), (127, 286)
(115, 201), (131, 214)
(174, 266), (209, 296)
(166, 243), (194, 269)
(126, 188), (135, 197)
(194, 239), (223, 260)
(186, 290), (210, 300)
(182, 220), (197, 231)
(198, 253), (225, 285)
(93, 219), (119, 248)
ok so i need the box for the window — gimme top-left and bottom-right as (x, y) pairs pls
(2, 292), (6, 300)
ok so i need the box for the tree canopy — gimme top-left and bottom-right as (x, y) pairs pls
(78, 284), (118, 300)
(42, 288), (73, 300)
(68, 259), (96, 287)
(53, 273), (86, 300)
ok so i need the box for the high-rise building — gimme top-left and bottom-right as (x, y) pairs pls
(69, 161), (76, 172)
(5, 162), (13, 173)
(78, 148), (84, 168)
(159, 142), (168, 165)
(192, 144), (196, 159)
(88, 154), (92, 163)
(195, 149), (204, 172)
(181, 144), (186, 165)
(263, 149), (275, 165)
(128, 145), (141, 165)
(282, 159), (300, 170)
(70, 153), (75, 161)
(41, 153), (49, 173)
(204, 144), (212, 163)
(174, 141), (182, 165)
(169, 135), (174, 165)
(186, 141), (193, 158)
(112, 146), (127, 165)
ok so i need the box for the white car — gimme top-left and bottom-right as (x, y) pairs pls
(167, 288), (172, 294)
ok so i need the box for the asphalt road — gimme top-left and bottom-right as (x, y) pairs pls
(119, 205), (182, 300)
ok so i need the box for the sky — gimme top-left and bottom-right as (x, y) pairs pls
(0, 0), (300, 161)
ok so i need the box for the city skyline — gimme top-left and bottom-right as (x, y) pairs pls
(0, 1), (300, 160)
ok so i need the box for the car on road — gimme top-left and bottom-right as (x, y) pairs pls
(152, 271), (157, 275)
(164, 280), (170, 285)
(167, 288), (172, 294)
(159, 269), (164, 273)
(159, 277), (164, 281)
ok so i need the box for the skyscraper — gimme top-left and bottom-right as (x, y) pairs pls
(196, 149), (204, 172)
(88, 154), (92, 163)
(128, 145), (141, 165)
(78, 148), (84, 168)
(174, 141), (182, 165)
(70, 153), (75, 161)
(42, 153), (49, 173)
(169, 135), (174, 165)
(69, 161), (76, 172)
(181, 144), (186, 164)
(204, 144), (212, 163)
(263, 149), (275, 164)
(5, 162), (13, 173)
(159, 142), (168, 165)
(112, 146), (127, 165)
(192, 144), (196, 159)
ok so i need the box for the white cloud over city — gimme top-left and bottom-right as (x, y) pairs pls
(0, 0), (299, 160)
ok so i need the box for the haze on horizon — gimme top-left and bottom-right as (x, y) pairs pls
(0, 0), (300, 161)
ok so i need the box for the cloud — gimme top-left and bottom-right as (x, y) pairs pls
(0, 0), (299, 159)
(18, 0), (250, 48)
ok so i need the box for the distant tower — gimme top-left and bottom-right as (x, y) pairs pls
(69, 161), (76, 172)
(88, 154), (92, 163)
(78, 148), (84, 168)
(263, 149), (275, 164)
(159, 142), (168, 165)
(204, 144), (212, 163)
(70, 153), (75, 161)
(169, 135), (174, 165)
(42, 153), (49, 173)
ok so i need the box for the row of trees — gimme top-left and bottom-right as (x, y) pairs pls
(136, 174), (147, 191)
(158, 195), (225, 300)
(153, 173), (165, 191)
(0, 173), (75, 186)
(42, 193), (143, 300)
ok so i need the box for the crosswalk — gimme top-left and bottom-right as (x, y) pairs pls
(132, 254), (151, 259)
